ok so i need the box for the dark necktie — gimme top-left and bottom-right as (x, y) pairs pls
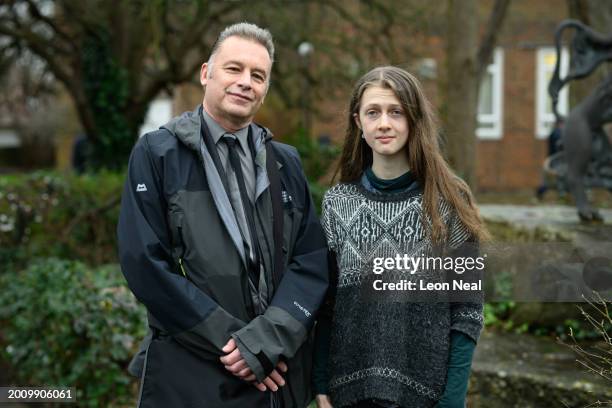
(223, 135), (261, 279)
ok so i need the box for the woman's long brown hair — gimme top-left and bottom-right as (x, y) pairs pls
(334, 66), (490, 243)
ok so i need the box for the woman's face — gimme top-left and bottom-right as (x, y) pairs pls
(354, 85), (409, 161)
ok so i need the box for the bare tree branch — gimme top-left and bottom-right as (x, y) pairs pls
(0, 24), (72, 85)
(24, 0), (75, 51)
(319, 1), (375, 38)
(476, 0), (512, 81)
(139, 1), (240, 107)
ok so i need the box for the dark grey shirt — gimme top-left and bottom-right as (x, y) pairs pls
(202, 108), (256, 200)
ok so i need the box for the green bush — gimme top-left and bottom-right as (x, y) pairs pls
(0, 171), (124, 271)
(0, 258), (146, 407)
(308, 180), (328, 215)
(285, 128), (338, 182)
(284, 128), (339, 213)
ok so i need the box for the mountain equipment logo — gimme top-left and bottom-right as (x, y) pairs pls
(136, 183), (148, 192)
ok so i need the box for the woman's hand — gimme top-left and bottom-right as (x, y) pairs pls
(315, 394), (333, 408)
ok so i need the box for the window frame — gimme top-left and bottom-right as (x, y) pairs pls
(477, 47), (504, 140)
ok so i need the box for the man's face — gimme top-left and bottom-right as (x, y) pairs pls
(200, 36), (272, 130)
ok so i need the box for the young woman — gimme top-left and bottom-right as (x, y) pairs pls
(312, 66), (490, 408)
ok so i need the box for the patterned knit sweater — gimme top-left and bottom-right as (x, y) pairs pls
(318, 182), (484, 408)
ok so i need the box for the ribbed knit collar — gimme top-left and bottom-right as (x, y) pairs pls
(360, 167), (422, 200)
(365, 166), (417, 192)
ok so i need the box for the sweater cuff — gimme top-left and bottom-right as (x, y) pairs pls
(450, 305), (484, 344)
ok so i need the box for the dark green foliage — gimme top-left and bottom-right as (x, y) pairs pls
(82, 31), (135, 170)
(285, 128), (339, 212)
(0, 171), (124, 271)
(0, 259), (147, 407)
(286, 128), (337, 182)
(484, 301), (516, 329)
(308, 180), (328, 215)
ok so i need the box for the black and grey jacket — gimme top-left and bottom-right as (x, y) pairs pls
(117, 106), (329, 408)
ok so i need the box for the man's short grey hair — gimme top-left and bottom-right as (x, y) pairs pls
(207, 22), (275, 77)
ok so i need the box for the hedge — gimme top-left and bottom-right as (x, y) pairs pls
(0, 258), (146, 407)
(0, 171), (124, 271)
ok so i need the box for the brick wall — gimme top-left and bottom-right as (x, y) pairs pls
(477, 45), (547, 190)
(476, 0), (568, 191)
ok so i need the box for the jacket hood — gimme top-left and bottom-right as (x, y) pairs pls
(161, 105), (272, 152)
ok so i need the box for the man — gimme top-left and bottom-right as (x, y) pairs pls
(118, 22), (329, 408)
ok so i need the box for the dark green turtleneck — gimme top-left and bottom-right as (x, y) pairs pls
(364, 166), (418, 193)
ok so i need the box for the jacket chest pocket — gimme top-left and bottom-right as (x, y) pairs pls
(168, 190), (245, 282)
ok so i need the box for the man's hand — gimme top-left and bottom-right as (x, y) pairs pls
(221, 339), (252, 378)
(315, 394), (333, 408)
(220, 338), (288, 391)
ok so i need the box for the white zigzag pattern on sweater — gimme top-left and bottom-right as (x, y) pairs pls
(322, 184), (464, 288)
(329, 366), (440, 400)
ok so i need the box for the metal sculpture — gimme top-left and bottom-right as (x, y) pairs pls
(547, 20), (612, 222)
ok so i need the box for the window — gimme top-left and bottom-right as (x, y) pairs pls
(536, 47), (569, 138)
(477, 48), (504, 139)
(139, 97), (173, 136)
(0, 129), (20, 148)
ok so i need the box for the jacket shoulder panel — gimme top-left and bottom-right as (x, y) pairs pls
(139, 128), (180, 158)
(136, 127), (206, 196)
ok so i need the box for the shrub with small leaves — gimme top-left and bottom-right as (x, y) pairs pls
(0, 171), (123, 271)
(0, 259), (146, 407)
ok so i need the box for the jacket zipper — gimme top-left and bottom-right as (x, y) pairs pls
(178, 259), (186, 277)
(177, 226), (187, 278)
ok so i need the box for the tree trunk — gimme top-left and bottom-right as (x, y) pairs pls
(444, 0), (479, 187)
(443, 0), (511, 190)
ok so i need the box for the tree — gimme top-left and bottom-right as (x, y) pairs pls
(442, 0), (511, 188)
(0, 1), (249, 168)
(0, 0), (416, 169)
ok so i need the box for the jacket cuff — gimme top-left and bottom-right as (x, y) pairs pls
(231, 306), (308, 382)
(231, 334), (269, 382)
